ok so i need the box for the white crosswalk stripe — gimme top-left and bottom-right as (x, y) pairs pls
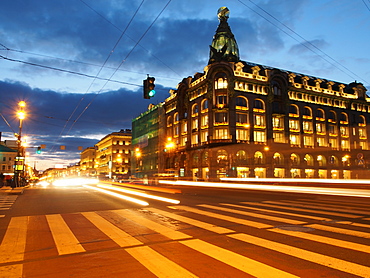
(0, 196), (17, 217)
(0, 198), (369, 277)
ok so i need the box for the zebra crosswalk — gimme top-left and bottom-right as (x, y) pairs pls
(0, 195), (18, 218)
(0, 197), (369, 277)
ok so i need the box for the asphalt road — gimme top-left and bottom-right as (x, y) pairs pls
(0, 181), (369, 277)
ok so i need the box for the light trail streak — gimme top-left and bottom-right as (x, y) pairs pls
(83, 185), (149, 206)
(221, 177), (370, 185)
(97, 184), (180, 204)
(158, 180), (370, 198)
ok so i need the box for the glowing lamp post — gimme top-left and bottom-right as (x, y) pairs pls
(14, 101), (27, 187)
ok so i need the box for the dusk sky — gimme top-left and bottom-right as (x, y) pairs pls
(1, 0), (369, 171)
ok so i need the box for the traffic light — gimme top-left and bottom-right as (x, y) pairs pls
(36, 146), (41, 154)
(143, 76), (156, 99)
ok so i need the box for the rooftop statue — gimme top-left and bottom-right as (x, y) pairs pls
(208, 7), (240, 64)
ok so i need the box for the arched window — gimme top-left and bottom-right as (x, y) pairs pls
(328, 110), (336, 122)
(317, 155), (326, 167)
(236, 150), (247, 163)
(316, 108), (325, 119)
(304, 154), (314, 166)
(254, 151), (264, 164)
(340, 112), (348, 123)
(303, 106), (312, 117)
(359, 115), (366, 126)
(273, 152), (283, 165)
(192, 104), (198, 115)
(215, 77), (228, 89)
(290, 153), (299, 166)
(254, 99), (264, 110)
(329, 155), (338, 166)
(192, 153), (199, 166)
(201, 151), (209, 165)
(174, 112), (179, 123)
(167, 115), (172, 127)
(201, 99), (208, 111)
(289, 105), (299, 116)
(236, 97), (248, 109)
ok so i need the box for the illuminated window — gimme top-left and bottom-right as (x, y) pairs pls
(201, 130), (208, 142)
(340, 126), (349, 137)
(304, 154), (314, 166)
(272, 117), (284, 129)
(215, 77), (228, 89)
(236, 129), (249, 141)
(289, 119), (300, 131)
(273, 152), (283, 165)
(202, 151), (209, 165)
(340, 112), (348, 124)
(254, 131), (266, 143)
(192, 134), (198, 145)
(290, 134), (300, 146)
(290, 153), (299, 165)
(254, 114), (265, 127)
(174, 112), (179, 123)
(329, 138), (337, 149)
(358, 115), (366, 126)
(303, 121), (313, 132)
(216, 95), (227, 107)
(167, 115), (172, 127)
(302, 106), (312, 118)
(316, 122), (325, 134)
(273, 132), (284, 143)
(317, 137), (326, 147)
(236, 150), (247, 162)
(359, 128), (367, 139)
(341, 140), (350, 150)
(303, 136), (313, 147)
(201, 114), (208, 127)
(192, 118), (198, 130)
(254, 151), (264, 164)
(328, 124), (337, 135)
(214, 128), (229, 139)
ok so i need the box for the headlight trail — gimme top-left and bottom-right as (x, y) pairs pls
(83, 185), (149, 206)
(159, 180), (370, 198)
(97, 184), (180, 204)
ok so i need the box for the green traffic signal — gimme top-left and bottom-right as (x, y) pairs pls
(36, 146), (41, 154)
(143, 76), (156, 99)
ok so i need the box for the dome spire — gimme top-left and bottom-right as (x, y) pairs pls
(208, 7), (240, 64)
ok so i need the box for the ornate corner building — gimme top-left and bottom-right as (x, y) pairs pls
(133, 7), (370, 180)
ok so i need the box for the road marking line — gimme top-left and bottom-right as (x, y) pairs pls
(181, 239), (299, 278)
(173, 205), (271, 229)
(241, 201), (360, 219)
(46, 214), (85, 255)
(199, 204), (306, 225)
(0, 216), (28, 263)
(127, 245), (198, 278)
(229, 233), (370, 278)
(264, 201), (362, 218)
(270, 228), (370, 253)
(278, 200), (370, 215)
(115, 209), (192, 240)
(82, 212), (143, 247)
(305, 224), (370, 238)
(223, 203), (330, 221)
(0, 264), (23, 278)
(147, 207), (234, 234)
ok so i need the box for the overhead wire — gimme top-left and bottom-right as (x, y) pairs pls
(53, 0), (146, 152)
(66, 0), (173, 135)
(362, 0), (370, 12)
(236, 0), (369, 85)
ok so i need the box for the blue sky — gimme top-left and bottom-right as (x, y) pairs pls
(0, 0), (369, 170)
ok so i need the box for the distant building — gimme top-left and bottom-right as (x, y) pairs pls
(131, 103), (165, 178)
(80, 147), (96, 177)
(94, 129), (132, 180)
(0, 144), (17, 176)
(132, 7), (370, 180)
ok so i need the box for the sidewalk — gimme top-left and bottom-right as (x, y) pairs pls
(0, 186), (25, 195)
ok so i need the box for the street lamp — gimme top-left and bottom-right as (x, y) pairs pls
(14, 101), (26, 187)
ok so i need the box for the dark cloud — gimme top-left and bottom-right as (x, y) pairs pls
(0, 79), (170, 168)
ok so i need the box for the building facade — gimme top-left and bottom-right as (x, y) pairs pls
(94, 129), (132, 180)
(135, 7), (370, 180)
